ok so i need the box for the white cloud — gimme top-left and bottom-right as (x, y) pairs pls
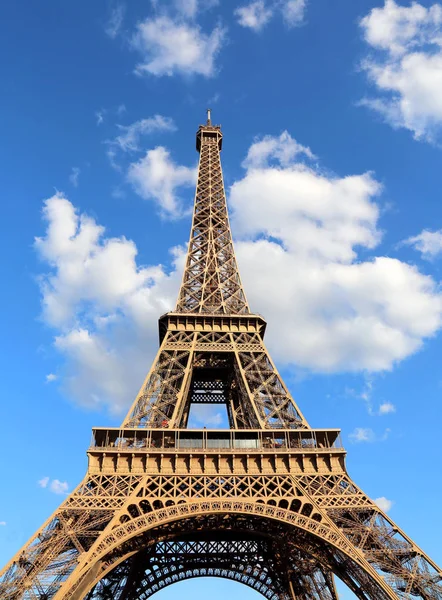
(235, 1), (273, 31)
(230, 131), (442, 373)
(49, 479), (69, 495)
(131, 16), (225, 77)
(46, 373), (57, 383)
(35, 194), (177, 325)
(235, 0), (307, 31)
(110, 115), (176, 153)
(127, 146), (196, 218)
(360, 0), (442, 57)
(69, 167), (80, 188)
(374, 496), (394, 512)
(281, 0), (307, 27)
(349, 427), (375, 442)
(243, 130), (314, 168)
(404, 229), (442, 259)
(54, 329), (138, 411)
(379, 401), (396, 414)
(360, 0), (442, 141)
(0, 521), (6, 526)
(105, 4), (125, 39)
(35, 193), (181, 412)
(38, 477), (69, 495)
(106, 115), (176, 170)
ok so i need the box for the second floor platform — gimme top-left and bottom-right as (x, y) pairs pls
(87, 428), (347, 477)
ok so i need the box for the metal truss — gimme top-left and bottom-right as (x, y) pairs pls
(1, 113), (441, 600)
(84, 536), (294, 600)
(122, 329), (308, 430)
(176, 119), (249, 315)
(2, 465), (440, 599)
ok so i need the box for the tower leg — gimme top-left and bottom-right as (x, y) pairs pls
(288, 570), (340, 600)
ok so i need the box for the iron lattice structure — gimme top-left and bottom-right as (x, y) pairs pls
(1, 113), (441, 600)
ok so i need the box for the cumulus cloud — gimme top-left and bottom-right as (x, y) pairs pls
(106, 115), (176, 170)
(127, 146), (196, 218)
(243, 130), (314, 168)
(39, 477), (69, 495)
(374, 496), (393, 512)
(281, 0), (307, 27)
(404, 228), (442, 259)
(131, 16), (225, 77)
(235, 1), (273, 31)
(35, 195), (160, 326)
(379, 401), (396, 414)
(0, 521), (6, 526)
(46, 373), (57, 383)
(110, 116), (176, 154)
(35, 193), (181, 412)
(235, 0), (306, 31)
(54, 329), (134, 411)
(359, 0), (442, 141)
(349, 427), (375, 442)
(50, 479), (69, 495)
(350, 427), (391, 442)
(230, 131), (442, 373)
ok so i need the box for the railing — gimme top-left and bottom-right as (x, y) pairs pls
(89, 428), (344, 453)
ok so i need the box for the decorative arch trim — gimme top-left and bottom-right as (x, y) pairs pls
(62, 500), (395, 600)
(90, 501), (358, 564)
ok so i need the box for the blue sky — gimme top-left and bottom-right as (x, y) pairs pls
(1, 0), (442, 597)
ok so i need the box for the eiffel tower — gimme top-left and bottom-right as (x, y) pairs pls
(1, 112), (441, 600)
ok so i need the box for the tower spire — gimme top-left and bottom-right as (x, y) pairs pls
(175, 115), (249, 314)
(122, 117), (308, 431)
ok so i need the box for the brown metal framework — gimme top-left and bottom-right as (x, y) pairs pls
(1, 113), (441, 600)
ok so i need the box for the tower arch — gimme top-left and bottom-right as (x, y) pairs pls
(59, 505), (394, 600)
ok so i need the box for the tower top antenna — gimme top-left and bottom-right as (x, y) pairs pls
(206, 108), (211, 125)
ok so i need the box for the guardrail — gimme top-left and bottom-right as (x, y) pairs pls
(89, 428), (344, 453)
